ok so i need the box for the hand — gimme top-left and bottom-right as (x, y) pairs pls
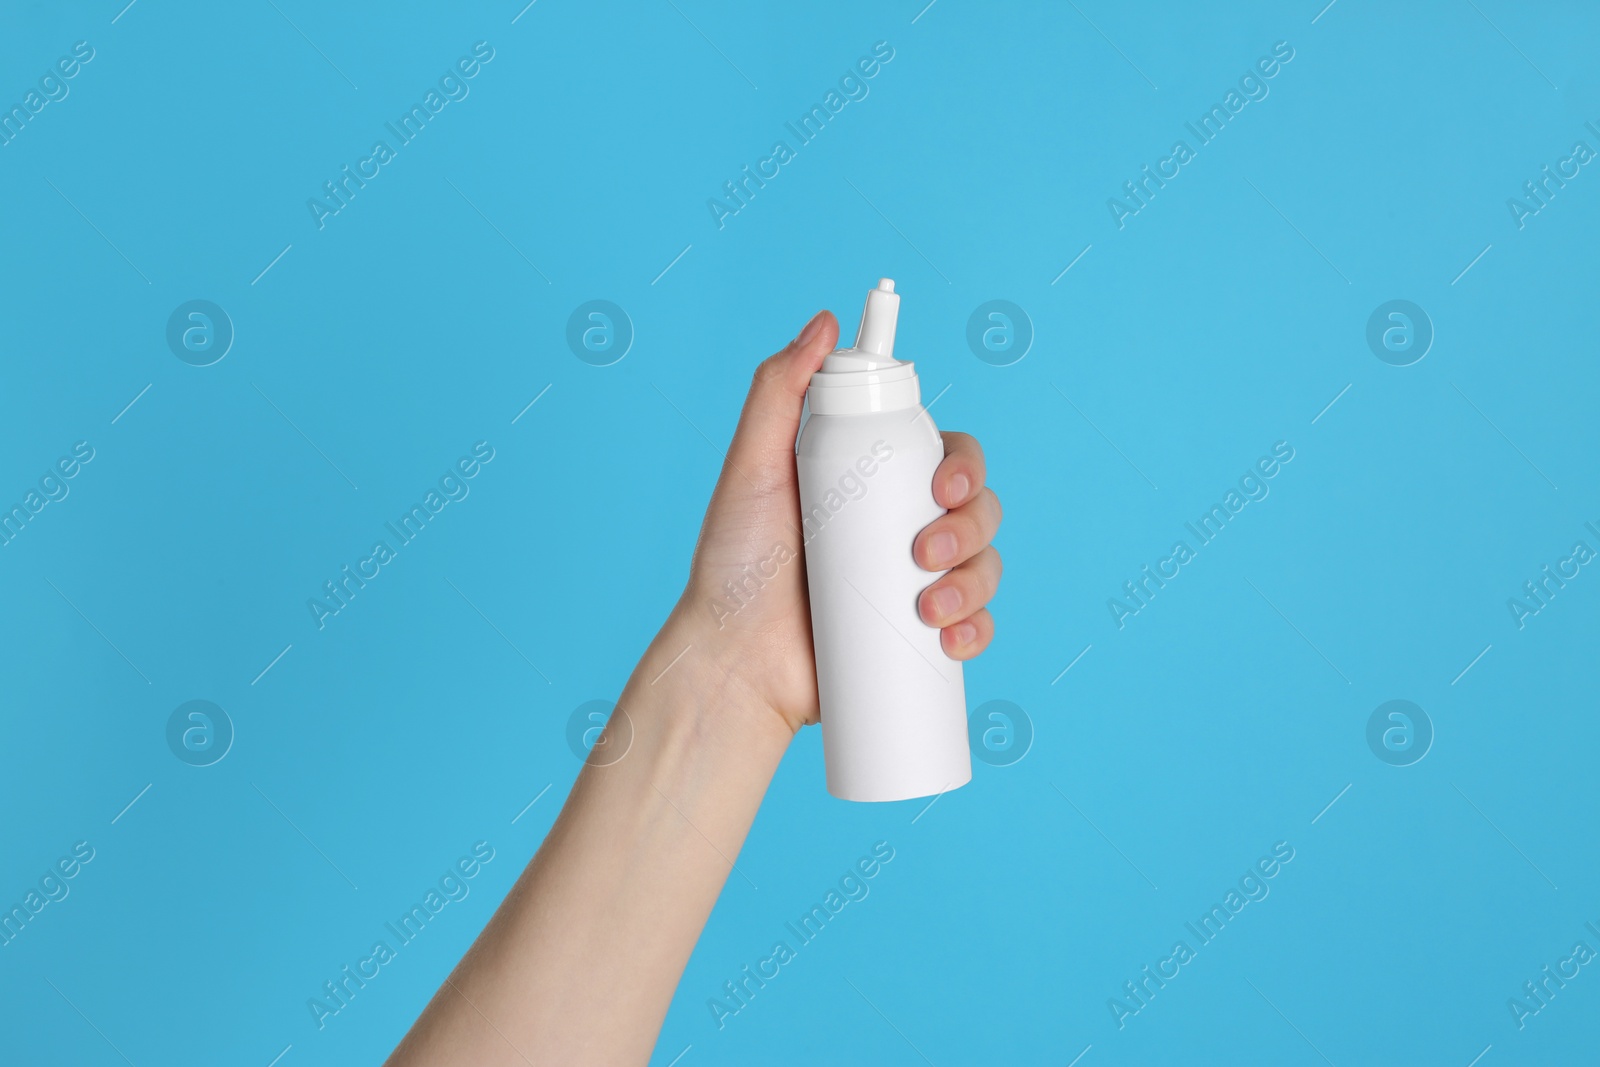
(676, 309), (1004, 737)
(387, 308), (1003, 1067)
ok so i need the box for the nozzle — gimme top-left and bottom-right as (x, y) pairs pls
(853, 278), (900, 360)
(808, 277), (920, 411)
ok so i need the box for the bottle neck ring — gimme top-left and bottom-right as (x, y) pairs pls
(806, 363), (920, 414)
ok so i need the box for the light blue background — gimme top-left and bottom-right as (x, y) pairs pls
(3, 1), (1598, 1064)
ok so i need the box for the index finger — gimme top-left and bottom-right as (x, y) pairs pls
(934, 430), (986, 509)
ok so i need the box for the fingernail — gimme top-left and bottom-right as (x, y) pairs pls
(930, 586), (962, 621)
(948, 472), (970, 505)
(952, 621), (978, 646)
(928, 531), (958, 568)
(795, 311), (825, 347)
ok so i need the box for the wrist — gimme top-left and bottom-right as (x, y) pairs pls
(622, 606), (799, 755)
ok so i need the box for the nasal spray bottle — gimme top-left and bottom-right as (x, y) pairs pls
(797, 279), (972, 802)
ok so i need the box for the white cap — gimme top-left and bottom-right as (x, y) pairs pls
(808, 278), (920, 414)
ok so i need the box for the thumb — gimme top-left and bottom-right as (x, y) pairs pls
(723, 310), (840, 484)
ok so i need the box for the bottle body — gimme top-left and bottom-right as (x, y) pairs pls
(796, 407), (971, 802)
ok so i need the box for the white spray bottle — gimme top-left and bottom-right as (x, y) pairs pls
(797, 279), (972, 802)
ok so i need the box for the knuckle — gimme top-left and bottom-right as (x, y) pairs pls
(985, 487), (1003, 525)
(957, 509), (985, 547)
(752, 357), (780, 388)
(946, 431), (978, 461)
(975, 555), (1000, 598)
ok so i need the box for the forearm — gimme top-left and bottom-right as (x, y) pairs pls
(387, 609), (794, 1066)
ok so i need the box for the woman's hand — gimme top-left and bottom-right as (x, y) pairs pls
(388, 307), (1004, 1067)
(676, 309), (1004, 737)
